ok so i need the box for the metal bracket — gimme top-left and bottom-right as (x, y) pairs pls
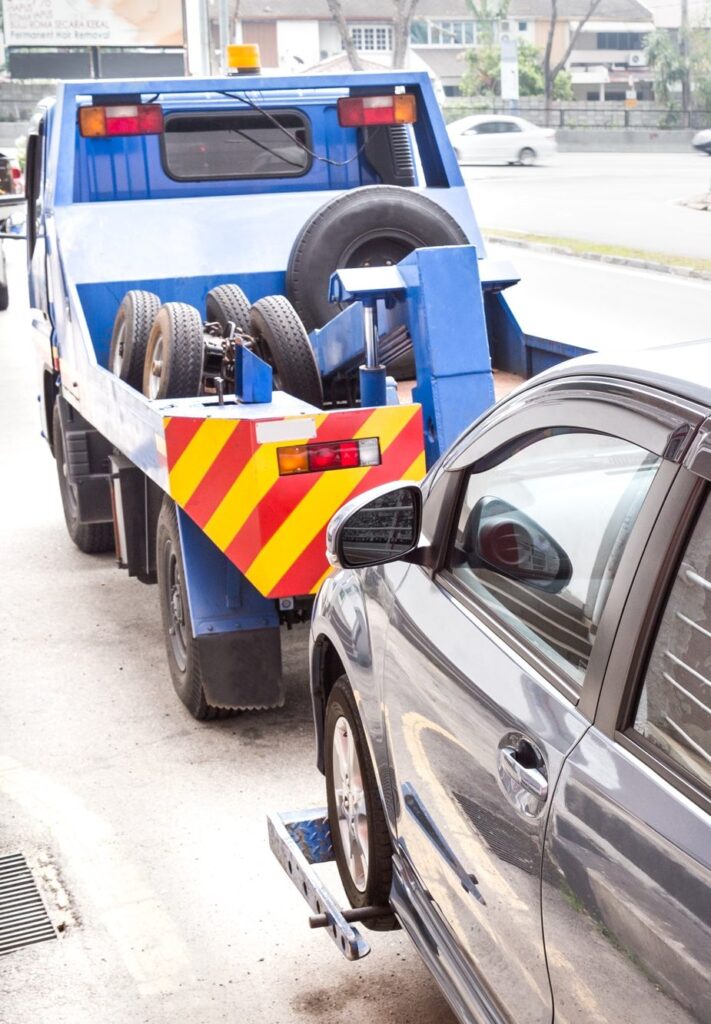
(268, 809), (382, 961)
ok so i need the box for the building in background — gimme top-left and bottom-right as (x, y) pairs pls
(236, 0), (655, 100)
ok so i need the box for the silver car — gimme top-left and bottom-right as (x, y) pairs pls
(309, 342), (711, 1024)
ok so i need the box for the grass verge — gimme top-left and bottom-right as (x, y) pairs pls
(483, 227), (711, 276)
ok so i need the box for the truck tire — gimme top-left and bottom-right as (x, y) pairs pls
(250, 295), (323, 408)
(143, 303), (205, 400)
(108, 290), (161, 390)
(325, 676), (396, 930)
(52, 402), (114, 554)
(286, 185), (469, 332)
(205, 284), (251, 337)
(156, 497), (233, 721)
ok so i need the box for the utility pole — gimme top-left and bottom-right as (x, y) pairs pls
(680, 0), (691, 124)
(217, 0), (230, 74)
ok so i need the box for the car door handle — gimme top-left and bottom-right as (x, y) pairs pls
(500, 745), (548, 801)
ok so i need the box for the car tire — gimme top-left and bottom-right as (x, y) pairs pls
(205, 284), (251, 337)
(156, 497), (234, 721)
(108, 289), (161, 390)
(325, 676), (396, 930)
(518, 147), (536, 166)
(0, 280), (8, 312)
(286, 185), (469, 332)
(52, 402), (114, 554)
(143, 302), (205, 400)
(249, 295), (323, 407)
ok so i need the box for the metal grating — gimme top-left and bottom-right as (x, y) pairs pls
(0, 854), (57, 955)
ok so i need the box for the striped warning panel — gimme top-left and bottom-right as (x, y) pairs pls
(164, 405), (425, 599)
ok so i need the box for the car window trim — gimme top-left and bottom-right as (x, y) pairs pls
(436, 430), (680, 712)
(444, 377), (706, 473)
(595, 471), (711, 812)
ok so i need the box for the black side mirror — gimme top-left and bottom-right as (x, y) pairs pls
(327, 483), (423, 570)
(465, 496), (572, 593)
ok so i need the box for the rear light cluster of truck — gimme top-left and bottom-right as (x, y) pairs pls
(277, 438), (381, 476)
(337, 94), (417, 127)
(79, 104), (164, 138)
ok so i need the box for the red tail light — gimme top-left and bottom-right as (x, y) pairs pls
(278, 437), (381, 475)
(337, 94), (417, 128)
(79, 104), (164, 138)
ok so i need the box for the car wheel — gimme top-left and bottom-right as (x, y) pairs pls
(143, 302), (205, 399)
(325, 676), (396, 930)
(108, 290), (161, 389)
(518, 147), (536, 166)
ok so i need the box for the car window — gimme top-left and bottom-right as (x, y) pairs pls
(470, 122), (498, 135)
(632, 493), (711, 791)
(162, 109), (311, 180)
(447, 431), (661, 692)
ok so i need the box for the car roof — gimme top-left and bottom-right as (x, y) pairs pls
(528, 337), (711, 409)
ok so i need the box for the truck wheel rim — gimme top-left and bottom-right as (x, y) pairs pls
(332, 716), (368, 893)
(165, 543), (188, 671)
(148, 334), (165, 399)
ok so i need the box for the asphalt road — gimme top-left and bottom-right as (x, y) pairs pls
(464, 152), (711, 261)
(0, 245), (453, 1022)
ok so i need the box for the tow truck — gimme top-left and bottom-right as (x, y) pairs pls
(4, 48), (582, 724)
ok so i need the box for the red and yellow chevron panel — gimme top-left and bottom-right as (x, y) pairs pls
(163, 405), (425, 599)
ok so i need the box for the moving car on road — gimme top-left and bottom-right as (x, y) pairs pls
(692, 128), (711, 154)
(447, 114), (556, 165)
(273, 339), (711, 1024)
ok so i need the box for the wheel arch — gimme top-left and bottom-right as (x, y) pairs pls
(311, 633), (346, 774)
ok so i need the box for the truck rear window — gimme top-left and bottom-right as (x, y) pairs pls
(162, 110), (311, 181)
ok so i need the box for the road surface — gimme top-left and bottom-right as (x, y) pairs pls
(465, 152), (711, 262)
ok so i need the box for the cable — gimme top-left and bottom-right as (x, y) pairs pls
(218, 89), (378, 167)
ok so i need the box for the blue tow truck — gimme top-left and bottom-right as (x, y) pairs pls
(4, 58), (583, 723)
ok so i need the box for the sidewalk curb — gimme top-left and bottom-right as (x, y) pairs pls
(484, 234), (711, 283)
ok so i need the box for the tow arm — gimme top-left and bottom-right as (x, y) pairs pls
(267, 809), (394, 960)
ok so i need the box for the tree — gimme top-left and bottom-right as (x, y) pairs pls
(325, 0), (420, 70)
(646, 22), (711, 109)
(460, 39), (573, 99)
(542, 0), (603, 109)
(645, 29), (684, 105)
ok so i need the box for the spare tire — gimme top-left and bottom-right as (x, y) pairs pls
(250, 295), (323, 408)
(143, 302), (205, 400)
(205, 284), (251, 337)
(286, 185), (469, 332)
(109, 289), (161, 390)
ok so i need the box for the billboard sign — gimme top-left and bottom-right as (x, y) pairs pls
(2, 0), (184, 48)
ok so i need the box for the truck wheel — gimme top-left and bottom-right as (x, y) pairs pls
(250, 295), (323, 408)
(205, 284), (251, 336)
(52, 402), (114, 554)
(286, 185), (468, 332)
(325, 676), (396, 929)
(156, 497), (232, 721)
(108, 290), (161, 390)
(143, 303), (205, 400)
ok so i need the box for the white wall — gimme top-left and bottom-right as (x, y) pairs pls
(319, 22), (342, 60)
(276, 20), (320, 70)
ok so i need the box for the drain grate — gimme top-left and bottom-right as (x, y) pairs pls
(0, 854), (57, 955)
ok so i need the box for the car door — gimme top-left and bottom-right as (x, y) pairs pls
(462, 121), (498, 162)
(381, 382), (701, 1024)
(542, 461), (711, 1024)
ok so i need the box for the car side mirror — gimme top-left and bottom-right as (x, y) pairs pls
(465, 496), (572, 593)
(326, 482), (423, 570)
